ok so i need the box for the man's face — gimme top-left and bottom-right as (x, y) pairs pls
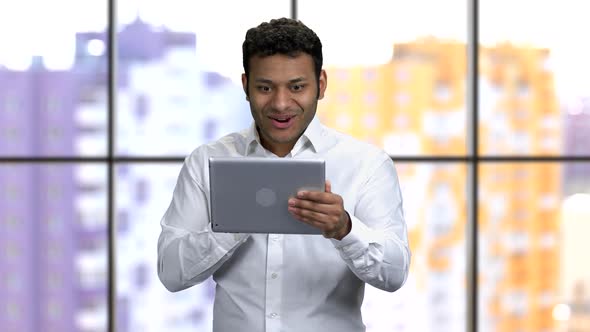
(242, 53), (327, 157)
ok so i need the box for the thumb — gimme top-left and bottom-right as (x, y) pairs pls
(325, 180), (332, 193)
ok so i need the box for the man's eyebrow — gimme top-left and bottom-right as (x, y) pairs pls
(254, 78), (273, 84)
(253, 77), (308, 84)
(289, 77), (307, 84)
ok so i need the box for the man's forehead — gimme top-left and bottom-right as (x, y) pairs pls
(248, 54), (315, 80)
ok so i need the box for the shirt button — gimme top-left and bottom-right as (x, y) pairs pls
(269, 313), (278, 318)
(271, 273), (278, 279)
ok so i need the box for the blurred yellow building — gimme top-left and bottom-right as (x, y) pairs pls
(318, 38), (562, 332)
(480, 44), (560, 332)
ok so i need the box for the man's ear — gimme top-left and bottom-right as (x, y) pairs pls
(318, 69), (327, 100)
(241, 73), (249, 101)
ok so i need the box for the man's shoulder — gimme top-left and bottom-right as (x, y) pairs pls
(324, 125), (389, 161)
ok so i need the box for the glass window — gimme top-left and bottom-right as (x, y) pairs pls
(0, 0), (108, 157)
(480, 0), (590, 156)
(299, 0), (467, 156)
(115, 164), (216, 331)
(479, 162), (590, 331)
(115, 0), (291, 156)
(363, 162), (467, 331)
(4, 1), (590, 330)
(0, 164), (108, 331)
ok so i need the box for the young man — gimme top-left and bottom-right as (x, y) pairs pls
(157, 18), (410, 332)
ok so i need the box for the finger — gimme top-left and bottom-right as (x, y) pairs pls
(288, 208), (326, 228)
(296, 190), (340, 204)
(290, 207), (345, 237)
(288, 198), (334, 214)
(288, 206), (330, 224)
(298, 209), (344, 235)
(325, 180), (332, 193)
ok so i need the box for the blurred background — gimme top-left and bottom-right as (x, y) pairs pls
(1, 0), (589, 331)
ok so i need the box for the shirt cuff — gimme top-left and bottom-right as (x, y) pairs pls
(329, 214), (374, 258)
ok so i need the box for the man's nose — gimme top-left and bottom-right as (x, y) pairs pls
(270, 88), (291, 111)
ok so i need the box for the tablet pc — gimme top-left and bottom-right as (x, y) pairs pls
(209, 157), (325, 234)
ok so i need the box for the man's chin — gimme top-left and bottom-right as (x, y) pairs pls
(268, 131), (302, 144)
(271, 136), (298, 145)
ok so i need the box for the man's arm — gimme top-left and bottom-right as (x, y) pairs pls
(288, 157), (410, 292)
(157, 161), (249, 292)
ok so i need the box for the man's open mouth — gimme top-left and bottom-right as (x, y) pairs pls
(269, 115), (296, 129)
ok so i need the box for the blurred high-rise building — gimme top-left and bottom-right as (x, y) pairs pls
(83, 18), (247, 332)
(319, 38), (469, 332)
(479, 43), (561, 332)
(3, 13), (587, 332)
(0, 17), (249, 332)
(564, 98), (590, 194)
(0, 66), (108, 330)
(319, 39), (564, 332)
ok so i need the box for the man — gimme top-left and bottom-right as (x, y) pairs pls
(157, 18), (410, 332)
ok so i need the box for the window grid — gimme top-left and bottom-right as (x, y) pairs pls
(107, 0), (116, 330)
(467, 1), (479, 330)
(0, 1), (589, 332)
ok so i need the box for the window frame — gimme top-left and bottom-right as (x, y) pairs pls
(1, 1), (590, 331)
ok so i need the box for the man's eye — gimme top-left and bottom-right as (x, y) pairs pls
(257, 86), (271, 92)
(291, 84), (304, 91)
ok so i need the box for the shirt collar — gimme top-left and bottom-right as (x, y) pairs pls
(243, 116), (335, 156)
(302, 116), (328, 153)
(244, 123), (261, 156)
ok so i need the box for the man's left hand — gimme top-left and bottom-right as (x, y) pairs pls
(288, 180), (351, 240)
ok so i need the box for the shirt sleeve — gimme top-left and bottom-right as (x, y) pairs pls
(157, 160), (249, 292)
(330, 157), (411, 292)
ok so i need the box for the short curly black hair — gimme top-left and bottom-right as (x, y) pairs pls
(242, 18), (323, 83)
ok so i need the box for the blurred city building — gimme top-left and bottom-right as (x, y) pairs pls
(564, 97), (590, 195)
(0, 52), (108, 330)
(1, 16), (589, 332)
(0, 18), (245, 332)
(318, 40), (579, 332)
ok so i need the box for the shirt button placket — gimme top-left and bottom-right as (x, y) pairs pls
(265, 234), (283, 331)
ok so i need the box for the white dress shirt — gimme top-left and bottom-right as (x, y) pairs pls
(157, 116), (411, 332)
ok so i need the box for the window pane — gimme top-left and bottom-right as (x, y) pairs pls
(0, 164), (108, 331)
(0, 0), (108, 157)
(480, 0), (590, 156)
(479, 163), (590, 331)
(115, 1), (290, 156)
(119, 162), (467, 331)
(115, 164), (216, 331)
(375, 163), (467, 332)
(299, 0), (467, 156)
